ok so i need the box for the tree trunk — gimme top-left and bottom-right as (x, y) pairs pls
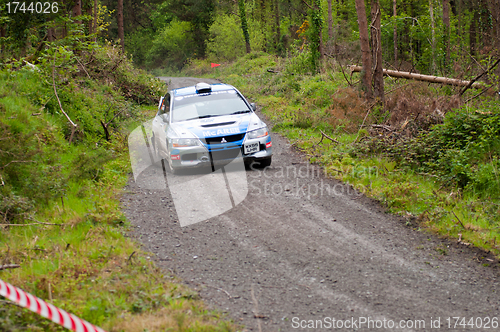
(274, 0), (281, 53)
(47, 28), (54, 42)
(354, 0), (372, 100)
(72, 0), (82, 23)
(457, 0), (462, 41)
(393, 0), (397, 62)
(0, 25), (4, 56)
(328, 0), (333, 40)
(258, 0), (268, 52)
(93, 0), (98, 40)
(371, 0), (384, 102)
(487, 0), (500, 92)
(430, 0), (436, 73)
(442, 0), (450, 71)
(470, 4), (478, 56)
(86, 3), (92, 34)
(486, 0), (500, 53)
(349, 65), (486, 89)
(117, 0), (125, 53)
(237, 0), (251, 53)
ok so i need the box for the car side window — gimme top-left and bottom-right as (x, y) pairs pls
(158, 93), (170, 120)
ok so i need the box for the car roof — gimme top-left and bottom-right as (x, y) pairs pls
(171, 83), (235, 96)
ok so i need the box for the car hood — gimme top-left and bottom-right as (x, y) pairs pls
(169, 113), (266, 139)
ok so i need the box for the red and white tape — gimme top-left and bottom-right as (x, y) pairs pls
(0, 278), (107, 332)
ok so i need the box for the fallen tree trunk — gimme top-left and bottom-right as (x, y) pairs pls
(349, 65), (485, 89)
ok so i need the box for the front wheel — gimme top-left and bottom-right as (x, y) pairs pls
(151, 135), (162, 168)
(164, 156), (178, 175)
(259, 157), (272, 168)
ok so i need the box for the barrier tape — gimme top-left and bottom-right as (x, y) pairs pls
(0, 278), (107, 332)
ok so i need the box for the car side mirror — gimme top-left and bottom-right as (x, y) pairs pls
(158, 96), (164, 110)
(250, 103), (256, 111)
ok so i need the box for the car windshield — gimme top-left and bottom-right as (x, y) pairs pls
(172, 90), (250, 122)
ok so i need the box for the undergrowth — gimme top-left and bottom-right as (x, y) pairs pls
(183, 52), (500, 257)
(0, 44), (236, 331)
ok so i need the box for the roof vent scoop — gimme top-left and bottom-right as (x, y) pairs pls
(195, 82), (212, 93)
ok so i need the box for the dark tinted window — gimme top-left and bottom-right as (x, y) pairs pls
(172, 90), (249, 122)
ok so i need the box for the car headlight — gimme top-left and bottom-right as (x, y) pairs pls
(172, 138), (201, 147)
(246, 126), (268, 139)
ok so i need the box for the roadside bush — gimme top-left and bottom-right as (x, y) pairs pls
(359, 103), (500, 198)
(0, 41), (163, 222)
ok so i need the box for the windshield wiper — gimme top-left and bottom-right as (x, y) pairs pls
(184, 114), (221, 121)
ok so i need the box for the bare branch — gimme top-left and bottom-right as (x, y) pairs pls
(52, 53), (78, 143)
(319, 129), (340, 144)
(75, 56), (91, 79)
(459, 58), (500, 96)
(0, 216), (62, 227)
(0, 264), (20, 271)
(301, 0), (314, 10)
(0, 160), (35, 169)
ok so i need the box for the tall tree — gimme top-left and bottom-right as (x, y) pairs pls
(430, 0), (436, 72)
(487, 0), (500, 91)
(393, 0), (397, 62)
(371, 0), (384, 102)
(354, 0), (372, 99)
(470, 2), (477, 56)
(93, 0), (98, 40)
(308, 0), (323, 71)
(442, 0), (450, 71)
(117, 0), (125, 52)
(238, 0), (251, 53)
(72, 0), (82, 24)
(274, 0), (281, 53)
(0, 25), (5, 56)
(328, 0), (333, 40)
(165, 0), (215, 57)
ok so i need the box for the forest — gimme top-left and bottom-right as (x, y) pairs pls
(2, 0), (500, 76)
(1, 0), (500, 330)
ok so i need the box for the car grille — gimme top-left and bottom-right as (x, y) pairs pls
(210, 147), (241, 161)
(204, 133), (245, 145)
(181, 153), (198, 161)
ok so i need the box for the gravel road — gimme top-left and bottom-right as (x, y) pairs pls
(122, 77), (500, 331)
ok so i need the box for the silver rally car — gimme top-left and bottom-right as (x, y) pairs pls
(151, 82), (272, 173)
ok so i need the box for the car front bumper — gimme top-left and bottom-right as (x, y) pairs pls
(168, 135), (272, 171)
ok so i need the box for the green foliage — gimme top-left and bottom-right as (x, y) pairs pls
(206, 12), (265, 62)
(148, 19), (196, 69)
(360, 104), (500, 199)
(308, 0), (323, 73)
(285, 47), (313, 75)
(206, 14), (246, 62)
(237, 0), (251, 52)
(0, 38), (163, 222)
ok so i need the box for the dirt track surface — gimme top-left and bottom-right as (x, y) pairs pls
(123, 77), (500, 331)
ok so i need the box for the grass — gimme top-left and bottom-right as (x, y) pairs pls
(182, 52), (500, 258)
(0, 63), (238, 331)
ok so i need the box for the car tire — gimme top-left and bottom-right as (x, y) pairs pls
(151, 135), (162, 168)
(165, 156), (178, 175)
(248, 157), (271, 169)
(259, 157), (272, 168)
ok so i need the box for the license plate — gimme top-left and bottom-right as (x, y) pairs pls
(244, 142), (260, 154)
